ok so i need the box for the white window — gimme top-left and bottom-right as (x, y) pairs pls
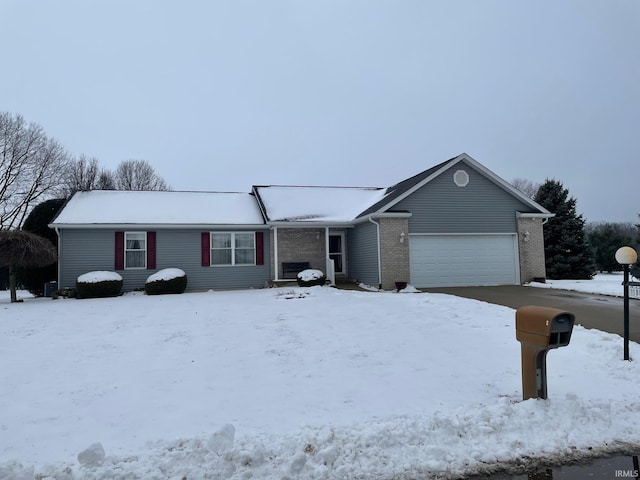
(211, 232), (255, 266)
(125, 232), (146, 269)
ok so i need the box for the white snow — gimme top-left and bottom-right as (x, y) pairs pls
(254, 185), (386, 222)
(528, 272), (640, 298)
(76, 271), (123, 284)
(76, 443), (105, 467)
(0, 274), (639, 479)
(145, 268), (186, 283)
(297, 268), (325, 282)
(50, 190), (265, 226)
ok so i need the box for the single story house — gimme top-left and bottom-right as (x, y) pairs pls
(49, 153), (553, 291)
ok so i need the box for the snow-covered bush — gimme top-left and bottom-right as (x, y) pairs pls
(145, 268), (187, 295)
(76, 271), (123, 299)
(296, 269), (326, 287)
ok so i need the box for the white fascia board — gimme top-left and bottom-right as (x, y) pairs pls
(367, 156), (466, 215)
(369, 153), (552, 216)
(266, 221), (356, 228)
(467, 158), (553, 215)
(352, 212), (412, 225)
(516, 212), (555, 219)
(265, 212), (413, 228)
(49, 223), (269, 230)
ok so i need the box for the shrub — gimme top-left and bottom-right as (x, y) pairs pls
(296, 269), (326, 287)
(76, 271), (123, 299)
(18, 198), (66, 296)
(145, 268), (187, 295)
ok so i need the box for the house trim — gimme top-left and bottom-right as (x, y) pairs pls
(49, 223), (267, 230)
(352, 212), (412, 225)
(516, 212), (555, 219)
(364, 154), (552, 217)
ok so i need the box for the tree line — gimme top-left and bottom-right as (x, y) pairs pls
(513, 178), (639, 279)
(1, 111), (171, 300)
(1, 111), (170, 231)
(1, 110), (638, 300)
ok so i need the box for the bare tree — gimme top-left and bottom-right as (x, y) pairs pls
(63, 154), (99, 194)
(511, 178), (541, 199)
(62, 154), (116, 195)
(0, 112), (70, 229)
(114, 159), (170, 191)
(0, 230), (56, 302)
(97, 169), (116, 190)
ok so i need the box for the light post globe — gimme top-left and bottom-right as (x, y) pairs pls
(615, 246), (637, 266)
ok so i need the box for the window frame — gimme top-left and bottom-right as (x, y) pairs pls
(124, 231), (147, 270)
(209, 232), (256, 266)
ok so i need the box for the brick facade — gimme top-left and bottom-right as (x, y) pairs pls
(378, 217), (410, 290)
(517, 217), (547, 282)
(270, 228), (348, 280)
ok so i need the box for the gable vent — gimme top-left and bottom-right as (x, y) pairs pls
(453, 170), (469, 187)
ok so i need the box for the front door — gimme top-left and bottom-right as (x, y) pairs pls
(329, 233), (345, 274)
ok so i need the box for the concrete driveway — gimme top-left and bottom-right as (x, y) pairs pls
(423, 285), (640, 344)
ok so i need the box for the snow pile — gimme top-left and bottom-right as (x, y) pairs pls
(77, 443), (105, 467)
(297, 268), (325, 282)
(145, 268), (186, 283)
(76, 271), (123, 284)
(527, 272), (634, 297)
(1, 281), (639, 479)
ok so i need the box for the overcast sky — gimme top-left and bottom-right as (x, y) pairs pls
(2, 1), (638, 223)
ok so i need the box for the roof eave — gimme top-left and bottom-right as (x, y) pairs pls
(362, 153), (553, 216)
(516, 212), (555, 219)
(49, 223), (268, 229)
(267, 220), (356, 228)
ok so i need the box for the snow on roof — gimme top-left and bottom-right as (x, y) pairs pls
(254, 186), (386, 222)
(51, 190), (265, 226)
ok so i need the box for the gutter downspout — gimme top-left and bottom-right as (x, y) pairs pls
(273, 227), (279, 281)
(55, 227), (61, 288)
(368, 216), (382, 289)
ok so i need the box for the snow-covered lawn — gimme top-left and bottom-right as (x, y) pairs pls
(1, 275), (639, 479)
(528, 271), (639, 297)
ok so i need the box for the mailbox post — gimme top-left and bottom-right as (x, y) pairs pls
(515, 306), (575, 400)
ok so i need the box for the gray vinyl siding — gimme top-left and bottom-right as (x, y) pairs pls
(394, 161), (536, 234)
(347, 221), (379, 285)
(58, 228), (271, 292)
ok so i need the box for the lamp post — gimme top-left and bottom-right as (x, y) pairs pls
(615, 246), (638, 361)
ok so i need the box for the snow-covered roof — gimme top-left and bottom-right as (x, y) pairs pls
(252, 186), (386, 223)
(51, 154), (551, 228)
(50, 190), (265, 227)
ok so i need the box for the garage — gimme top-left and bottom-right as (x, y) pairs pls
(409, 234), (519, 287)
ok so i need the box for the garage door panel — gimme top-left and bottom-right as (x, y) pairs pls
(409, 235), (518, 287)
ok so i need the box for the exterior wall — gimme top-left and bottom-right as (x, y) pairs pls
(58, 228), (271, 292)
(272, 228), (326, 279)
(347, 221), (380, 287)
(517, 218), (547, 283)
(394, 160), (537, 234)
(378, 217), (410, 290)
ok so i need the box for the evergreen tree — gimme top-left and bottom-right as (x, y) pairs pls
(585, 223), (633, 272)
(534, 180), (595, 279)
(17, 198), (66, 295)
(632, 215), (640, 280)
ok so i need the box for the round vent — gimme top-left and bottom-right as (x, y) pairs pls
(453, 170), (469, 187)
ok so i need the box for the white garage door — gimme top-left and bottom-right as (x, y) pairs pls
(409, 234), (519, 288)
